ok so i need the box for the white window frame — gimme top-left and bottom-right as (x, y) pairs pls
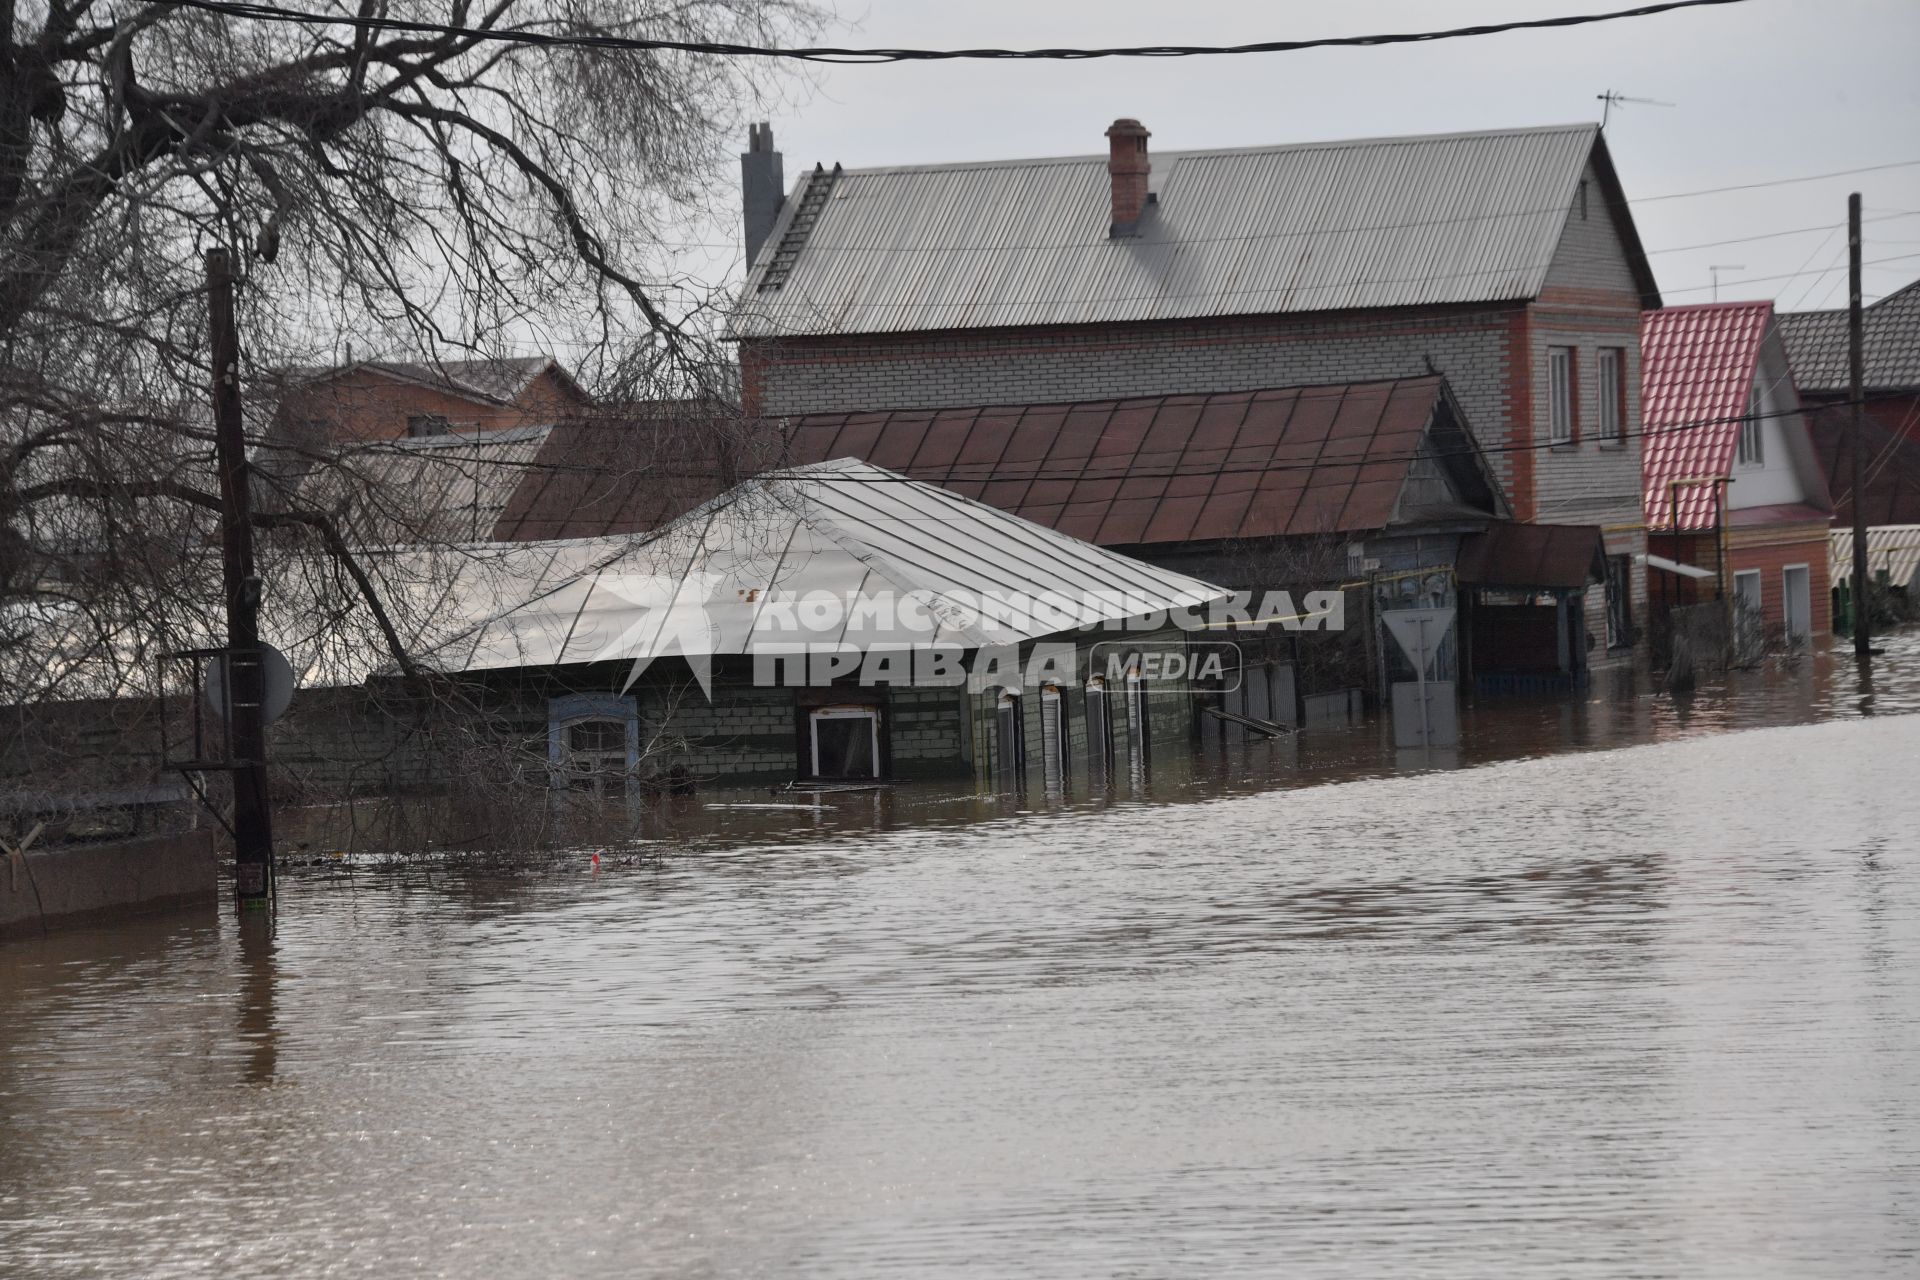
(1596, 348), (1624, 447)
(1548, 347), (1576, 446)
(808, 705), (882, 780)
(1781, 563), (1812, 645)
(1736, 415), (1764, 468)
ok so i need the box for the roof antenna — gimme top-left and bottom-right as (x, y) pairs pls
(1709, 264), (1745, 302)
(1598, 90), (1675, 130)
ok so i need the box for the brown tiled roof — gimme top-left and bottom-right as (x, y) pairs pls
(491, 413), (782, 542)
(781, 377), (1482, 546)
(1455, 522), (1606, 589)
(493, 377), (1496, 546)
(1807, 395), (1920, 527)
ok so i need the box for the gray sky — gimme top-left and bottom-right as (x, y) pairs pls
(707, 0), (1920, 313)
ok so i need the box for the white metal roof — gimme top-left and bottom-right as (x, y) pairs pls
(425, 458), (1229, 675)
(1831, 525), (1920, 591)
(732, 123), (1627, 338)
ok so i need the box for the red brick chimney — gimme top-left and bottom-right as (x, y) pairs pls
(1105, 118), (1151, 235)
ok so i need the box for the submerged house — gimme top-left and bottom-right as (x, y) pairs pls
(772, 375), (1608, 702)
(1640, 301), (1832, 647)
(419, 459), (1227, 788)
(732, 117), (1660, 658)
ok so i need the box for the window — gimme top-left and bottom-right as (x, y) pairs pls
(560, 717), (629, 792)
(1736, 415), (1764, 467)
(1124, 656), (1150, 773)
(1597, 348), (1625, 446)
(992, 692), (1025, 786)
(407, 413), (450, 438)
(807, 705), (882, 780)
(1548, 347), (1577, 445)
(1084, 675), (1113, 782)
(1039, 685), (1070, 790)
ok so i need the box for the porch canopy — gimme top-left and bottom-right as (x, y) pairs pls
(1454, 523), (1607, 591)
(423, 458), (1230, 675)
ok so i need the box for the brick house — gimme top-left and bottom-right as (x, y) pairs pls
(270, 355), (590, 446)
(1641, 301), (1832, 645)
(1779, 275), (1920, 526)
(731, 118), (1662, 654)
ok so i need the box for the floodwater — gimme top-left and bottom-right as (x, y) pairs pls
(4, 638), (1920, 1277)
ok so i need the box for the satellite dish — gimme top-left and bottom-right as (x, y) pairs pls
(204, 643), (296, 725)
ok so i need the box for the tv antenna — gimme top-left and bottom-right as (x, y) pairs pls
(1598, 90), (1676, 129)
(1709, 264), (1746, 301)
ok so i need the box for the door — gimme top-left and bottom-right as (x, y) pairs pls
(1782, 564), (1812, 647)
(808, 706), (882, 780)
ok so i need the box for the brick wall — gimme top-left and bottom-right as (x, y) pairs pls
(280, 367), (584, 445)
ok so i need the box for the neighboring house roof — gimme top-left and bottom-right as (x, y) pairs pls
(277, 356), (582, 407)
(1641, 301), (1775, 530)
(778, 377), (1505, 546)
(424, 459), (1229, 675)
(1778, 277), (1920, 393)
(732, 122), (1657, 339)
(1831, 525), (1920, 592)
(1807, 397), (1920, 526)
(492, 413), (781, 542)
(288, 424), (555, 544)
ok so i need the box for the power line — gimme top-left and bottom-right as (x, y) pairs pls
(171, 0), (1758, 64)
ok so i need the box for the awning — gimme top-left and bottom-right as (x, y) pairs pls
(1639, 552), (1717, 581)
(1455, 523), (1606, 590)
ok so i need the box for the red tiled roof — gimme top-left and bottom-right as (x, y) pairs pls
(781, 377), (1461, 546)
(1641, 301), (1772, 530)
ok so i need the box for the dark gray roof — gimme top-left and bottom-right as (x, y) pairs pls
(1778, 278), (1920, 392)
(279, 356), (561, 404)
(732, 122), (1655, 338)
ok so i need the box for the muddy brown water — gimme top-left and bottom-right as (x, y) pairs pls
(4, 635), (1919, 1277)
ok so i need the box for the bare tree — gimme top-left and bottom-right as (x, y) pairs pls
(1, 0), (823, 816)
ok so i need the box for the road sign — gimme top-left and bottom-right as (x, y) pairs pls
(204, 643), (295, 725)
(1381, 607), (1455, 678)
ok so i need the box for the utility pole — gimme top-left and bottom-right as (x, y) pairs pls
(207, 248), (274, 910)
(1848, 194), (1871, 660)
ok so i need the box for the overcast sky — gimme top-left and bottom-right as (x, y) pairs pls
(685, 0), (1920, 313)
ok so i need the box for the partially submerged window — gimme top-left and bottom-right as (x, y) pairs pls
(1084, 675), (1113, 783)
(1124, 656), (1150, 773)
(807, 705), (883, 780)
(407, 413), (451, 438)
(993, 690), (1025, 786)
(1548, 347), (1576, 445)
(548, 694), (638, 793)
(1039, 684), (1069, 790)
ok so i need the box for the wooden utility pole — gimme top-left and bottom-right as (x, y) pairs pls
(1848, 194), (1871, 659)
(207, 249), (275, 910)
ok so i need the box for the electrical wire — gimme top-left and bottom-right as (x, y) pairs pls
(169, 0), (1758, 64)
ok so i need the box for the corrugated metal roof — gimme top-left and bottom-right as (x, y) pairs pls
(1780, 277), (1920, 393)
(731, 124), (1603, 338)
(1641, 302), (1772, 530)
(1831, 525), (1920, 591)
(429, 459), (1228, 674)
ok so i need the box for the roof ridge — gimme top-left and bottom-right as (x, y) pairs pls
(824, 121), (1598, 178)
